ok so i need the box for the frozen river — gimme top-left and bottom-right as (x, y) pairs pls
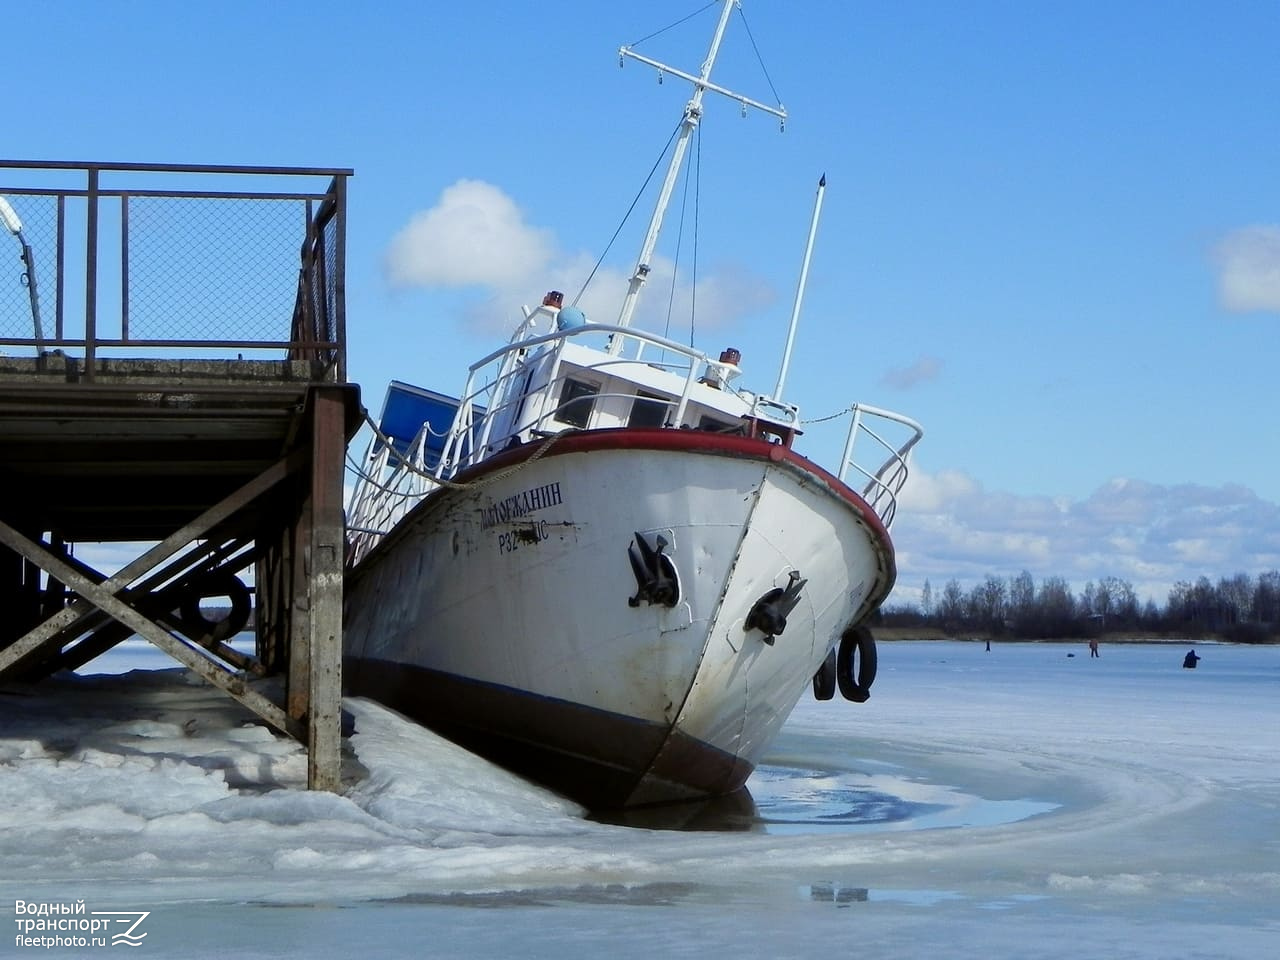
(2, 640), (1277, 958)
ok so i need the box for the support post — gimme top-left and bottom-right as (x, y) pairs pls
(287, 508), (310, 722)
(306, 387), (345, 791)
(256, 522), (293, 675)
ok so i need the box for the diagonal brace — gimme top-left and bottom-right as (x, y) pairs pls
(0, 519), (302, 739)
(0, 450), (303, 676)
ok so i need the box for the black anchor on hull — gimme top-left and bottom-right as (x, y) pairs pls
(745, 570), (807, 645)
(627, 531), (680, 608)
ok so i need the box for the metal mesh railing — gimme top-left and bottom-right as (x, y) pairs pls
(0, 192), (58, 343)
(322, 200), (341, 346)
(0, 161), (351, 381)
(125, 195), (304, 341)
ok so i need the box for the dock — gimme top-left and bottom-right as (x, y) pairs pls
(0, 161), (361, 790)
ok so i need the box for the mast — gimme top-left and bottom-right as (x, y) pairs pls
(773, 173), (825, 402)
(613, 0), (786, 353)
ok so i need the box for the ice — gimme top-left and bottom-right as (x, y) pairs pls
(3, 640), (1278, 958)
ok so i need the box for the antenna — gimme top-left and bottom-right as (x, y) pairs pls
(773, 174), (826, 403)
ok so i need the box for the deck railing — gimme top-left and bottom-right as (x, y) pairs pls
(346, 319), (924, 565)
(0, 160), (350, 381)
(836, 403), (925, 531)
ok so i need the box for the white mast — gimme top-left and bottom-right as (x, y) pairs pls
(612, 0), (786, 353)
(773, 173), (825, 402)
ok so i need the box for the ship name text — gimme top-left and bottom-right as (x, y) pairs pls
(478, 482), (564, 530)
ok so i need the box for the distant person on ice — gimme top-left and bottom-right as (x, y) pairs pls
(1183, 649), (1201, 669)
(1089, 638), (1099, 658)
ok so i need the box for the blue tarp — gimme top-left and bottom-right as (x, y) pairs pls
(378, 381), (477, 466)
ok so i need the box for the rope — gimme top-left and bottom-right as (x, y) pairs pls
(344, 450), (431, 501)
(801, 405), (856, 425)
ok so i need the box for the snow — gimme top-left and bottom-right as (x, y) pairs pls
(3, 640), (1278, 958)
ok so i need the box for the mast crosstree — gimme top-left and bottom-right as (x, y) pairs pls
(612, 0), (787, 350)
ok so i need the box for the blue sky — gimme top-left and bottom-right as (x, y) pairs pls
(11, 1), (1279, 604)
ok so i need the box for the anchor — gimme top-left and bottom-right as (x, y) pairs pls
(627, 531), (679, 608)
(745, 570), (807, 644)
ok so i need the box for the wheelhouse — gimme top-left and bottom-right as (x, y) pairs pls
(441, 293), (803, 472)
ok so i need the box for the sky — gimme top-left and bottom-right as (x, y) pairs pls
(8, 1), (1280, 605)
(2, 641), (1277, 957)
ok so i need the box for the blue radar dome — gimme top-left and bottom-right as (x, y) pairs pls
(556, 306), (588, 330)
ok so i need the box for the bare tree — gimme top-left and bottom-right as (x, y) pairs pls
(1037, 576), (1076, 637)
(1217, 572), (1254, 625)
(1254, 571), (1280, 625)
(937, 579), (966, 627)
(1095, 575), (1138, 627)
(884, 567), (1279, 641)
(1008, 570), (1036, 631)
(969, 575), (1007, 633)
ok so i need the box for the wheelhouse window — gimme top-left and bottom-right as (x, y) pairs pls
(557, 378), (599, 428)
(628, 392), (670, 428)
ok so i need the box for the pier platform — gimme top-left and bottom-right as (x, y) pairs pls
(0, 161), (361, 790)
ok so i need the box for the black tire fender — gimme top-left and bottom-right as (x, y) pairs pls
(180, 572), (251, 643)
(812, 645), (837, 700)
(837, 625), (877, 703)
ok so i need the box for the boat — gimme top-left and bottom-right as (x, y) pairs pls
(342, 0), (923, 810)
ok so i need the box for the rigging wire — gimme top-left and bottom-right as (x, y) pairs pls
(580, 2), (783, 319)
(736, 5), (784, 108)
(572, 120), (683, 308)
(625, 1), (719, 49)
(629, 2), (785, 112)
(663, 135), (694, 341)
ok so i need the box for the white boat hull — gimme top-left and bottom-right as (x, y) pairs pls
(343, 429), (894, 808)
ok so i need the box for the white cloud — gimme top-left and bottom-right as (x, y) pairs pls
(385, 180), (554, 291)
(1170, 538), (1216, 564)
(383, 179), (776, 337)
(898, 468), (978, 512)
(890, 469), (1280, 604)
(1213, 226), (1280, 313)
(683, 264), (776, 332)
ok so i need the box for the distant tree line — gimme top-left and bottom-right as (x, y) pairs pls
(878, 570), (1280, 643)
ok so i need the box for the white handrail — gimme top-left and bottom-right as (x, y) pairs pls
(836, 403), (924, 531)
(435, 322), (760, 474)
